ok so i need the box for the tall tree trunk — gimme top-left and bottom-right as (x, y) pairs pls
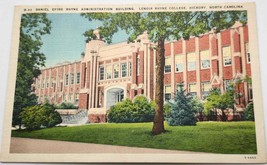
(152, 37), (165, 135)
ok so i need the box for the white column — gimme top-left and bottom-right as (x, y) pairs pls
(182, 39), (187, 91)
(171, 42), (175, 94)
(95, 57), (99, 107)
(195, 37), (201, 99)
(217, 33), (224, 93)
(89, 56), (93, 108)
(147, 45), (151, 99)
(143, 44), (147, 96)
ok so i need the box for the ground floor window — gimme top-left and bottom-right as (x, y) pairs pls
(201, 82), (211, 99)
(165, 85), (171, 101)
(188, 83), (197, 97)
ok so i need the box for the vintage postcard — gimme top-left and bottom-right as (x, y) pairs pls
(0, 2), (266, 163)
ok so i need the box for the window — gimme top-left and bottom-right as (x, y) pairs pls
(201, 82), (211, 99)
(76, 73), (80, 84)
(99, 66), (104, 80)
(187, 52), (196, 71)
(137, 55), (140, 75)
(188, 83), (197, 97)
(200, 50), (210, 69)
(224, 79), (232, 91)
(113, 64), (119, 78)
(69, 94), (73, 102)
(106, 65), (112, 79)
(245, 43), (251, 63)
(164, 57), (171, 73)
(46, 78), (49, 88)
(176, 83), (184, 92)
(165, 85), (172, 101)
(70, 73), (74, 85)
(50, 78), (53, 88)
(129, 62), (132, 76)
(223, 46), (231, 66)
(248, 83), (253, 100)
(75, 93), (79, 105)
(65, 74), (69, 86)
(175, 55), (184, 72)
(121, 63), (127, 77)
(42, 79), (45, 89)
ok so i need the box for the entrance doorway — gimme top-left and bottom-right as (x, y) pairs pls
(106, 88), (124, 109)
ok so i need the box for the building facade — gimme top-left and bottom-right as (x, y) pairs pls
(33, 21), (252, 122)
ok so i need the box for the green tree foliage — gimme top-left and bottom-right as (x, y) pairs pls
(166, 90), (197, 126)
(204, 86), (235, 121)
(107, 96), (155, 123)
(20, 103), (62, 131)
(244, 103), (254, 121)
(82, 11), (246, 134)
(13, 14), (51, 128)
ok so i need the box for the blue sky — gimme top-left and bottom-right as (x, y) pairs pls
(40, 14), (129, 67)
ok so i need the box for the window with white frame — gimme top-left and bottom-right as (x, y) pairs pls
(99, 66), (104, 80)
(65, 74), (69, 86)
(200, 50), (210, 69)
(76, 73), (80, 84)
(188, 83), (197, 97)
(223, 46), (231, 66)
(70, 73), (74, 85)
(46, 78), (49, 88)
(165, 85), (172, 101)
(50, 78), (53, 88)
(224, 79), (232, 91)
(106, 65), (112, 79)
(129, 62), (132, 76)
(137, 55), (140, 75)
(201, 82), (211, 99)
(121, 63), (127, 77)
(75, 93), (79, 105)
(42, 79), (45, 89)
(164, 57), (171, 73)
(176, 83), (184, 92)
(113, 64), (119, 78)
(187, 52), (196, 71)
(175, 54), (184, 72)
(245, 43), (251, 63)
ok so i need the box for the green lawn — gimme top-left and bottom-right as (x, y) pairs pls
(12, 121), (257, 154)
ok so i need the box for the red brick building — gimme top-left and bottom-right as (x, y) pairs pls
(33, 21), (252, 122)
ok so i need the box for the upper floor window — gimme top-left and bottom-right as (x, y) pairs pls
(164, 57), (171, 73)
(187, 52), (196, 71)
(175, 55), (184, 72)
(200, 50), (210, 69)
(99, 66), (104, 80)
(223, 46), (231, 66)
(245, 43), (251, 63)
(76, 73), (80, 84)
(106, 65), (112, 79)
(65, 74), (69, 86)
(137, 55), (140, 76)
(113, 64), (119, 78)
(121, 63), (127, 77)
(70, 73), (74, 85)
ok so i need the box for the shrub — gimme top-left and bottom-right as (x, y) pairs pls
(107, 96), (155, 123)
(166, 90), (197, 126)
(54, 102), (78, 109)
(20, 103), (62, 131)
(244, 103), (254, 121)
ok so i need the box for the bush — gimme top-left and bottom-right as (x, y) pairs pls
(20, 103), (62, 131)
(166, 90), (197, 126)
(107, 96), (155, 123)
(244, 103), (254, 121)
(54, 102), (78, 109)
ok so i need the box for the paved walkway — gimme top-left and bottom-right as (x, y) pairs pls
(10, 137), (204, 154)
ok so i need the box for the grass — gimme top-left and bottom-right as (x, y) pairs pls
(12, 121), (257, 154)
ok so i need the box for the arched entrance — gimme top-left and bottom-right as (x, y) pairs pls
(105, 87), (125, 109)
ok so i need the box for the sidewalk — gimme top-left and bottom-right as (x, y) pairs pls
(10, 137), (203, 154)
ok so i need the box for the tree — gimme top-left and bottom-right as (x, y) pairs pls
(166, 88), (197, 126)
(204, 86), (235, 121)
(82, 11), (246, 135)
(13, 14), (51, 128)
